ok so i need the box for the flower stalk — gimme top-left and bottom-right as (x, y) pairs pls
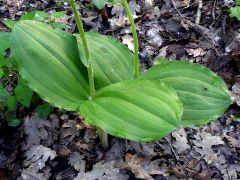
(69, 0), (109, 150)
(122, 0), (139, 79)
(69, 0), (95, 98)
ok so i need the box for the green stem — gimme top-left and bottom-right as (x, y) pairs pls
(69, 0), (95, 98)
(122, 0), (139, 79)
(69, 0), (108, 149)
(97, 127), (109, 150)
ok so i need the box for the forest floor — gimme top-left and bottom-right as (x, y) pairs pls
(0, 0), (240, 179)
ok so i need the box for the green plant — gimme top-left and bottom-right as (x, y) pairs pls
(0, 10), (61, 126)
(229, 0), (240, 20)
(4, 10), (67, 30)
(1, 0), (231, 142)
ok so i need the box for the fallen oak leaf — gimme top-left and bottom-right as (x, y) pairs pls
(193, 131), (224, 164)
(68, 152), (86, 172)
(185, 48), (206, 57)
(22, 114), (48, 150)
(119, 153), (166, 180)
(21, 145), (56, 180)
(172, 128), (190, 154)
(73, 160), (128, 180)
(23, 145), (57, 170)
(61, 120), (83, 140)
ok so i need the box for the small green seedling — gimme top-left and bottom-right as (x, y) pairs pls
(1, 0), (231, 143)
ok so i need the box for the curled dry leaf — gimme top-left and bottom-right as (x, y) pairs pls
(106, 139), (125, 161)
(214, 151), (240, 180)
(74, 161), (128, 180)
(231, 82), (240, 106)
(23, 145), (57, 170)
(21, 166), (51, 180)
(219, 164), (240, 180)
(185, 48), (206, 58)
(126, 141), (157, 158)
(121, 34), (134, 51)
(68, 152), (86, 172)
(193, 131), (224, 164)
(21, 145), (56, 180)
(147, 27), (163, 47)
(22, 114), (48, 150)
(174, 0), (191, 8)
(109, 0), (139, 30)
(22, 113), (59, 150)
(120, 153), (166, 180)
(61, 120), (83, 140)
(172, 128), (190, 154)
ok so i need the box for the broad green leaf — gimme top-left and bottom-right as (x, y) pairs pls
(7, 115), (21, 127)
(10, 20), (89, 111)
(6, 96), (17, 111)
(14, 80), (34, 107)
(92, 0), (116, 9)
(141, 60), (231, 127)
(230, 6), (240, 20)
(50, 22), (67, 30)
(80, 80), (183, 142)
(0, 32), (10, 56)
(51, 11), (66, 18)
(3, 20), (17, 29)
(4, 11), (49, 29)
(20, 10), (49, 21)
(76, 32), (134, 90)
(0, 87), (8, 97)
(36, 103), (52, 118)
(0, 69), (4, 78)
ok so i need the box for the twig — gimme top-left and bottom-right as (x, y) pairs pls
(212, 0), (217, 20)
(183, 19), (222, 56)
(164, 138), (179, 161)
(171, 0), (222, 57)
(171, 0), (184, 19)
(195, 0), (203, 24)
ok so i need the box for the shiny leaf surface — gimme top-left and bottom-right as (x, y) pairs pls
(11, 20), (89, 111)
(76, 32), (134, 90)
(141, 60), (231, 127)
(80, 80), (183, 142)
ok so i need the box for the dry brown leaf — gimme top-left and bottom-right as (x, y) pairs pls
(185, 48), (206, 57)
(68, 152), (85, 172)
(215, 153), (240, 180)
(172, 128), (190, 153)
(174, 0), (191, 8)
(120, 153), (165, 180)
(231, 82), (240, 106)
(121, 34), (134, 51)
(22, 113), (59, 150)
(21, 145), (56, 180)
(74, 161), (128, 180)
(23, 145), (57, 170)
(22, 114), (48, 150)
(21, 166), (51, 180)
(193, 131), (224, 164)
(61, 120), (83, 140)
(127, 141), (157, 158)
(109, 0), (139, 30)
